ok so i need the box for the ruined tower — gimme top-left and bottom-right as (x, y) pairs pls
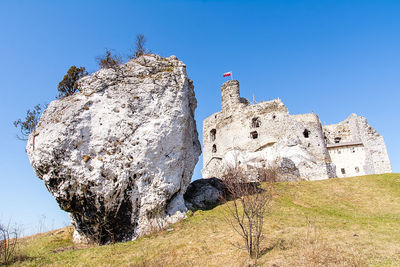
(202, 80), (335, 180)
(221, 80), (240, 113)
(202, 80), (392, 180)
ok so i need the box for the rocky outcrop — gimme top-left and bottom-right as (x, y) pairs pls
(203, 135), (335, 181)
(184, 178), (228, 211)
(26, 55), (201, 244)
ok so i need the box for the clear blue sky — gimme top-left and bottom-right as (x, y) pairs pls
(1, 0), (399, 235)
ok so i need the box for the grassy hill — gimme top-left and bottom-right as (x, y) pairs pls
(8, 173), (400, 266)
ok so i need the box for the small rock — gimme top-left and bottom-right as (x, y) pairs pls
(184, 178), (229, 211)
(82, 155), (91, 163)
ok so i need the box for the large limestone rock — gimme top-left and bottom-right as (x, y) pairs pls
(26, 55), (201, 244)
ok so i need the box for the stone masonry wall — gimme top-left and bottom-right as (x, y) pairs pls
(203, 80), (392, 181)
(202, 80), (336, 180)
(323, 114), (392, 177)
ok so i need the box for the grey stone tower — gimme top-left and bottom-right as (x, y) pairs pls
(221, 80), (240, 113)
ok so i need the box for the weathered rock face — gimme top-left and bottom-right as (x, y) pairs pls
(26, 55), (201, 244)
(207, 135), (335, 181)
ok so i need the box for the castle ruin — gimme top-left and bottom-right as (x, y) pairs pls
(202, 80), (392, 180)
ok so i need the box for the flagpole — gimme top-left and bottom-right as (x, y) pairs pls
(231, 71), (233, 81)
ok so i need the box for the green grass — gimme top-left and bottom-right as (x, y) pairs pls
(9, 173), (400, 266)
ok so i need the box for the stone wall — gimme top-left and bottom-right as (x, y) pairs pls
(202, 80), (336, 180)
(323, 114), (392, 177)
(202, 80), (392, 181)
(328, 144), (366, 177)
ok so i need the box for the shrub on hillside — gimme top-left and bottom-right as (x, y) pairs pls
(0, 222), (18, 265)
(220, 166), (274, 264)
(57, 66), (88, 98)
(130, 34), (151, 59)
(97, 49), (122, 70)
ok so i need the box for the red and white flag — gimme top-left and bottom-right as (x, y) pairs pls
(223, 71), (232, 77)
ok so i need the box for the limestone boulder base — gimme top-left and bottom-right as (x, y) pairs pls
(26, 55), (201, 244)
(184, 178), (228, 211)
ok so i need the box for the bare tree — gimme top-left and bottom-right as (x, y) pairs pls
(0, 222), (18, 265)
(96, 49), (123, 70)
(220, 166), (274, 263)
(131, 34), (151, 59)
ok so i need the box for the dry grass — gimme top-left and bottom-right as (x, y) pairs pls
(8, 173), (400, 266)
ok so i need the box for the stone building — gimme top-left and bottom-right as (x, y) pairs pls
(202, 80), (392, 180)
(323, 114), (392, 178)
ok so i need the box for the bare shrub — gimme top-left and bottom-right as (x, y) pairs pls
(78, 220), (117, 245)
(0, 222), (18, 265)
(220, 166), (274, 263)
(131, 34), (151, 59)
(97, 49), (123, 70)
(257, 167), (278, 183)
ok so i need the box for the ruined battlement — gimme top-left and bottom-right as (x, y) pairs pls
(202, 80), (392, 180)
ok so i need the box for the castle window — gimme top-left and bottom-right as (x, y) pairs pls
(210, 129), (216, 141)
(303, 129), (310, 138)
(272, 114), (276, 120)
(250, 131), (258, 139)
(334, 137), (341, 143)
(355, 167), (359, 173)
(212, 144), (217, 153)
(251, 117), (261, 128)
(341, 168), (346, 174)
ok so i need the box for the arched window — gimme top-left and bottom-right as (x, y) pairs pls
(210, 129), (216, 141)
(334, 137), (341, 144)
(251, 117), (261, 128)
(212, 144), (217, 153)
